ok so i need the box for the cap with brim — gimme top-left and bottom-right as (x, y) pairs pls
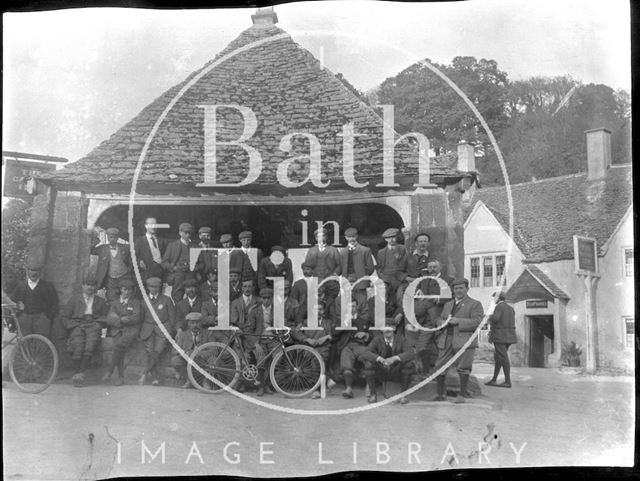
(271, 245), (285, 254)
(313, 228), (328, 236)
(118, 278), (135, 289)
(238, 231), (252, 240)
(198, 227), (212, 234)
(259, 288), (273, 297)
(220, 234), (233, 243)
(106, 227), (120, 235)
(382, 228), (399, 238)
(183, 278), (198, 288)
(146, 277), (162, 287)
(415, 232), (431, 241)
(185, 312), (203, 323)
(229, 267), (242, 274)
(451, 278), (469, 288)
(26, 261), (43, 271)
(344, 227), (358, 237)
(179, 223), (193, 232)
(301, 262), (313, 269)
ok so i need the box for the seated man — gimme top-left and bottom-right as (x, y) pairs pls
(172, 312), (208, 388)
(199, 268), (218, 300)
(175, 278), (202, 332)
(249, 287), (277, 396)
(102, 278), (142, 386)
(61, 278), (109, 387)
(358, 320), (415, 404)
(338, 300), (373, 398)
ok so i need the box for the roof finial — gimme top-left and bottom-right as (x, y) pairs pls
(251, 6), (278, 27)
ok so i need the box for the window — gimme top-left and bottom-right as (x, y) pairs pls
(483, 257), (494, 287)
(496, 255), (506, 285)
(624, 248), (634, 277)
(470, 257), (480, 287)
(624, 317), (634, 348)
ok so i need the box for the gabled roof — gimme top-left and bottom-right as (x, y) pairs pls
(464, 164), (633, 263)
(505, 265), (570, 303)
(41, 20), (468, 195)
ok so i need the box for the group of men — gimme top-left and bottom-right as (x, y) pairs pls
(5, 216), (517, 402)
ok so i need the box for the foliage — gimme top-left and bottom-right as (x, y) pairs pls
(561, 341), (583, 367)
(1, 198), (32, 292)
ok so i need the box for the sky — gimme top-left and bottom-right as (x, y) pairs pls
(2, 0), (632, 165)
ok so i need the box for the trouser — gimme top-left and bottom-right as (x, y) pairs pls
(170, 351), (194, 381)
(17, 312), (51, 338)
(363, 361), (413, 394)
(340, 342), (367, 388)
(416, 330), (439, 373)
(108, 329), (139, 377)
(255, 338), (280, 387)
(69, 321), (102, 373)
(493, 342), (511, 382)
(434, 342), (476, 396)
(143, 331), (169, 378)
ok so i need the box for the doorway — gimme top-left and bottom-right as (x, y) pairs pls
(528, 316), (554, 367)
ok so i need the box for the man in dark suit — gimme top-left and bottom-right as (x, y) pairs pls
(406, 232), (432, 280)
(376, 228), (408, 311)
(358, 321), (415, 404)
(139, 276), (176, 386)
(339, 227), (375, 308)
(171, 312), (207, 388)
(193, 226), (215, 283)
(60, 278), (109, 387)
(175, 278), (203, 331)
(338, 300), (373, 399)
(8, 261), (59, 338)
(92, 227), (133, 302)
(290, 262), (313, 316)
(304, 228), (341, 280)
(102, 278), (142, 386)
(134, 216), (168, 286)
(257, 246), (293, 290)
(228, 268), (243, 302)
(238, 230), (263, 283)
(230, 279), (260, 351)
(250, 287), (277, 396)
(162, 222), (194, 303)
(486, 291), (517, 388)
(430, 278), (484, 403)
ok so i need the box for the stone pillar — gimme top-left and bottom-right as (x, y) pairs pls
(26, 181), (55, 273)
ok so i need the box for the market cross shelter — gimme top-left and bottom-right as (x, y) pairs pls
(30, 8), (477, 307)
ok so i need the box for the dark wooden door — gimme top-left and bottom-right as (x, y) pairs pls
(529, 316), (553, 367)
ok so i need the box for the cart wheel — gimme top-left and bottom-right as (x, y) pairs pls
(9, 334), (59, 394)
(270, 344), (324, 398)
(187, 342), (241, 394)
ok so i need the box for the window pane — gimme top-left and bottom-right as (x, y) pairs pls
(483, 256), (493, 287)
(624, 249), (634, 277)
(470, 257), (480, 287)
(496, 255), (506, 285)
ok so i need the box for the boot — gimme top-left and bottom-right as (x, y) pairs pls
(459, 374), (470, 398)
(430, 375), (446, 401)
(342, 371), (354, 398)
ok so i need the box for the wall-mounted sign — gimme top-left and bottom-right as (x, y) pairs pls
(2, 152), (67, 199)
(526, 299), (548, 309)
(573, 235), (598, 275)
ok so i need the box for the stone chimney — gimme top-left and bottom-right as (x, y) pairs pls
(457, 140), (476, 172)
(585, 128), (611, 180)
(251, 6), (278, 26)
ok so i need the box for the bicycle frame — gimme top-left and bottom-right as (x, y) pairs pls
(1, 304), (23, 350)
(212, 328), (289, 373)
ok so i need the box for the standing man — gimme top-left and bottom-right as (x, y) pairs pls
(257, 246), (293, 290)
(304, 228), (341, 302)
(162, 223), (194, 303)
(485, 291), (517, 388)
(339, 227), (375, 308)
(230, 279), (260, 351)
(194, 228), (217, 284)
(430, 278), (484, 404)
(8, 261), (59, 338)
(339, 300), (373, 399)
(139, 277), (176, 386)
(196, 226), (212, 248)
(290, 262), (313, 314)
(92, 227), (133, 302)
(406, 233), (432, 280)
(134, 217), (167, 285)
(103, 278), (142, 386)
(376, 227), (409, 309)
(61, 278), (109, 387)
(250, 287), (277, 396)
(238, 231), (263, 282)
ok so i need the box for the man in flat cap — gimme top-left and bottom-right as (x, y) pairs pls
(257, 246), (293, 291)
(196, 226), (213, 248)
(162, 222), (194, 303)
(430, 278), (484, 403)
(304, 228), (341, 303)
(290, 262), (314, 319)
(92, 227), (133, 302)
(376, 227), (409, 311)
(61, 277), (109, 387)
(340, 227), (375, 308)
(103, 278), (142, 386)
(171, 312), (207, 388)
(175, 277), (202, 332)
(135, 216), (168, 286)
(193, 226), (214, 284)
(249, 287), (277, 396)
(230, 278), (259, 349)
(139, 276), (176, 386)
(228, 267), (243, 302)
(406, 233), (433, 280)
(8, 261), (59, 338)
(237, 230), (263, 282)
(485, 290), (516, 388)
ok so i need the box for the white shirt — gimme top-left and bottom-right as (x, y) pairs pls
(318, 244), (326, 252)
(27, 278), (40, 290)
(83, 295), (94, 315)
(242, 294), (251, 306)
(188, 296), (197, 308)
(146, 233), (162, 263)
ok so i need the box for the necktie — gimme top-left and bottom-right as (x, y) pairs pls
(151, 236), (158, 248)
(451, 301), (460, 316)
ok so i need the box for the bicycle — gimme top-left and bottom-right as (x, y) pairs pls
(2, 303), (59, 393)
(187, 326), (324, 398)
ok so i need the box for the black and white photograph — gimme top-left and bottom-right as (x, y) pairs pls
(1, 0), (634, 478)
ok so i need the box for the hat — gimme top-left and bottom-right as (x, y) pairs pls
(238, 231), (252, 240)
(146, 277), (162, 287)
(313, 228), (328, 237)
(183, 278), (198, 288)
(220, 233), (233, 243)
(415, 232), (431, 241)
(82, 277), (97, 286)
(344, 227), (358, 237)
(26, 261), (43, 271)
(451, 278), (469, 288)
(185, 312), (203, 323)
(271, 245), (285, 254)
(229, 267), (242, 274)
(118, 278), (135, 289)
(105, 227), (120, 236)
(198, 226), (212, 234)
(259, 288), (273, 297)
(301, 261), (313, 269)
(382, 228), (400, 238)
(179, 223), (193, 232)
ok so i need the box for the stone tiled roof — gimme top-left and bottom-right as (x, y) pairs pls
(465, 164), (633, 262)
(525, 265), (570, 299)
(42, 22), (468, 194)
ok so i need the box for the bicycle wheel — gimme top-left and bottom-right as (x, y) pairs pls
(9, 334), (59, 394)
(187, 342), (241, 394)
(270, 344), (323, 398)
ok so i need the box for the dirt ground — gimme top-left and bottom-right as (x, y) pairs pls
(2, 363), (634, 479)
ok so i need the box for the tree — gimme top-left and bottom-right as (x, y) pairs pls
(1, 198), (32, 293)
(375, 56), (510, 155)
